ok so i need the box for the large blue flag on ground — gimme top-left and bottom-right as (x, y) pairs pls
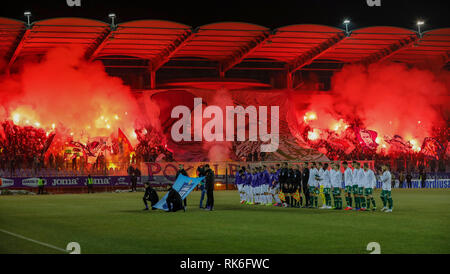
(153, 174), (205, 211)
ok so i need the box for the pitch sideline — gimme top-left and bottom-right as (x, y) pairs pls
(0, 228), (69, 253)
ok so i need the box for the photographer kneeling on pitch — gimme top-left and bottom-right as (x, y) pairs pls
(143, 182), (159, 210)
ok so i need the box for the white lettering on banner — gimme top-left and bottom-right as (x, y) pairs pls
(52, 178), (79, 186)
(0, 178), (14, 188)
(21, 178), (42, 187)
(92, 178), (111, 185)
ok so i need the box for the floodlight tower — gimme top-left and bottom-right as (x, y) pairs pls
(417, 20), (425, 38)
(343, 19), (351, 37)
(109, 13), (117, 30)
(24, 11), (32, 28)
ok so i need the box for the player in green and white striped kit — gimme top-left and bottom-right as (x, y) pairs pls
(379, 164), (393, 212)
(308, 162), (319, 208)
(351, 162), (362, 210)
(343, 161), (353, 210)
(362, 163), (377, 211)
(330, 163), (343, 210)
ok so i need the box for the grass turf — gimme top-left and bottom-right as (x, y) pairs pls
(0, 189), (449, 254)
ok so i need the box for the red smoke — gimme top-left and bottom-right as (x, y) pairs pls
(0, 47), (142, 145)
(291, 63), (449, 153)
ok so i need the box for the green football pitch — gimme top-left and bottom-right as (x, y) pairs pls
(0, 189), (449, 254)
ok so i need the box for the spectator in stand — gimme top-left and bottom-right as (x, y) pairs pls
(419, 170), (427, 189)
(398, 171), (405, 188)
(406, 172), (413, 188)
(48, 153), (54, 169)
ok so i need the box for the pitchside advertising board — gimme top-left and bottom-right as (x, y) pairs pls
(1, 160), (449, 188)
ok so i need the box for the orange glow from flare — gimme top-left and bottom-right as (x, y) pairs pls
(308, 129), (320, 141)
(303, 111), (317, 123)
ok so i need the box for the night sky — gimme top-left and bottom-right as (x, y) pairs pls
(1, 0), (449, 30)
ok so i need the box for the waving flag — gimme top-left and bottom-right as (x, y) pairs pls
(41, 132), (56, 154)
(118, 128), (133, 154)
(421, 137), (443, 160)
(328, 137), (355, 154)
(278, 190), (286, 202)
(385, 135), (411, 152)
(355, 128), (378, 149)
(153, 174), (205, 211)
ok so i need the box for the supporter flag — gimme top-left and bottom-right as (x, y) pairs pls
(86, 141), (101, 156)
(328, 137), (355, 154)
(41, 133), (56, 154)
(293, 189), (301, 201)
(118, 128), (133, 154)
(384, 135), (411, 152)
(153, 174), (205, 211)
(355, 128), (378, 149)
(278, 190), (286, 202)
(421, 137), (443, 160)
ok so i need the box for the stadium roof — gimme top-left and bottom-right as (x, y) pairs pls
(1, 17), (449, 87)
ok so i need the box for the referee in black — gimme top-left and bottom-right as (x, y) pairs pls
(301, 162), (310, 208)
(204, 164), (215, 211)
(279, 162), (289, 206)
(294, 165), (302, 208)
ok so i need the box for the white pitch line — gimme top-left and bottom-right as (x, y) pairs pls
(0, 228), (68, 253)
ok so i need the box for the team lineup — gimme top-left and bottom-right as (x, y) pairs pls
(234, 161), (394, 212)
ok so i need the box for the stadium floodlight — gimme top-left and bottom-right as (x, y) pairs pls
(24, 11), (32, 27)
(108, 13), (117, 30)
(416, 20), (425, 38)
(343, 19), (351, 36)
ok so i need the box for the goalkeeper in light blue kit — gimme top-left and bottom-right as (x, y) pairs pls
(379, 164), (393, 212)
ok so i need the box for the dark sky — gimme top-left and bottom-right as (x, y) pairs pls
(1, 0), (449, 30)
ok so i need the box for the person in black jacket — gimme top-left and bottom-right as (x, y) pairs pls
(143, 182), (159, 210)
(294, 165), (303, 207)
(406, 172), (413, 188)
(301, 162), (310, 207)
(166, 185), (184, 212)
(204, 164), (215, 211)
(176, 164), (188, 207)
(287, 165), (296, 207)
(279, 162), (289, 206)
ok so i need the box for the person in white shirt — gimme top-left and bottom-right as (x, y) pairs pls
(362, 163), (377, 211)
(342, 161), (354, 210)
(351, 161), (360, 210)
(318, 163), (332, 209)
(330, 163), (343, 209)
(308, 162), (319, 208)
(351, 162), (362, 210)
(357, 164), (366, 211)
(379, 164), (393, 212)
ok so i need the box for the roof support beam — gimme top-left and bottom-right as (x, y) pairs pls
(6, 25), (33, 73)
(287, 31), (347, 74)
(357, 35), (419, 65)
(150, 29), (196, 72)
(219, 30), (276, 76)
(85, 28), (115, 61)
